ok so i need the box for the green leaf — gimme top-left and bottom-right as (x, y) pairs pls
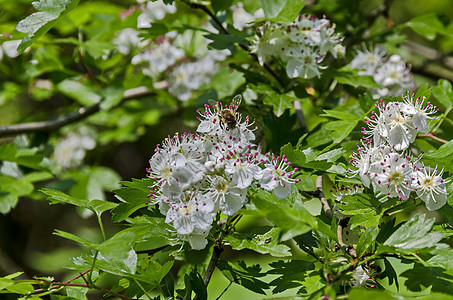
(382, 214), (444, 253)
(251, 84), (297, 117)
(0, 175), (35, 214)
(99, 86), (124, 111)
(96, 248), (137, 276)
(431, 79), (453, 108)
(204, 33), (246, 50)
(356, 226), (379, 257)
(211, 0), (234, 12)
(217, 260), (269, 295)
(428, 248), (453, 271)
(97, 231), (137, 259)
(41, 188), (117, 217)
(112, 187), (149, 222)
(349, 213), (381, 230)
(56, 79), (101, 106)
(15, 0), (80, 53)
(267, 260), (315, 293)
(209, 67), (245, 99)
(251, 189), (317, 241)
(225, 227), (291, 257)
(53, 229), (98, 249)
(130, 260), (173, 285)
(280, 143), (306, 166)
(334, 69), (381, 89)
(260, 0), (305, 23)
(401, 14), (453, 40)
(188, 268), (207, 300)
(336, 193), (381, 215)
(423, 139), (453, 172)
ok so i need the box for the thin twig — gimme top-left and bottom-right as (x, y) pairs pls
(0, 86), (153, 138)
(417, 133), (448, 144)
(315, 176), (332, 219)
(34, 279), (135, 300)
(33, 269), (90, 293)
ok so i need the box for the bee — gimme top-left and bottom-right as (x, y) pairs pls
(209, 95), (242, 131)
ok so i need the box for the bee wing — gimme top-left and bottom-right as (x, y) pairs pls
(231, 94), (242, 110)
(208, 99), (217, 108)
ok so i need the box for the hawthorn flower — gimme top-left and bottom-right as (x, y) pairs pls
(350, 46), (386, 75)
(350, 46), (415, 97)
(413, 166), (448, 211)
(53, 127), (96, 171)
(132, 38), (185, 77)
(369, 152), (413, 200)
(224, 156), (263, 189)
(350, 266), (376, 288)
(347, 96), (448, 211)
(383, 102), (417, 151)
(232, 2), (264, 30)
(166, 193), (215, 235)
(147, 95), (299, 248)
(168, 51), (228, 101)
(206, 176), (247, 215)
(113, 28), (143, 55)
(136, 0), (176, 29)
(260, 154), (299, 199)
(251, 14), (344, 79)
(0, 40), (21, 59)
(400, 93), (439, 133)
(178, 229), (210, 250)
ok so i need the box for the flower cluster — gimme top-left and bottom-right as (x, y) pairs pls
(147, 97), (299, 249)
(350, 46), (415, 98)
(348, 93), (448, 211)
(136, 0), (176, 29)
(251, 14), (345, 79)
(53, 127), (96, 171)
(112, 0), (229, 101)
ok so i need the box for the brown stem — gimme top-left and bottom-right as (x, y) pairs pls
(315, 176), (332, 219)
(33, 269), (90, 293)
(203, 246), (223, 286)
(0, 86), (153, 138)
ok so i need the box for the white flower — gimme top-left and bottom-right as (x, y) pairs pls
(384, 102), (417, 151)
(166, 193), (215, 235)
(224, 156), (263, 189)
(178, 229), (210, 250)
(137, 0), (176, 29)
(350, 46), (386, 75)
(1, 40), (21, 58)
(369, 152), (412, 200)
(53, 128), (96, 170)
(351, 266), (371, 287)
(168, 52), (225, 101)
(260, 154), (299, 199)
(285, 47), (326, 79)
(400, 93), (439, 133)
(232, 3), (264, 30)
(113, 28), (143, 55)
(206, 176), (247, 215)
(350, 47), (415, 97)
(413, 165), (448, 211)
(251, 14), (344, 78)
(132, 39), (185, 77)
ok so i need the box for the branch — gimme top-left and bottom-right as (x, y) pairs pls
(203, 246), (223, 286)
(0, 86), (153, 138)
(316, 176), (332, 219)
